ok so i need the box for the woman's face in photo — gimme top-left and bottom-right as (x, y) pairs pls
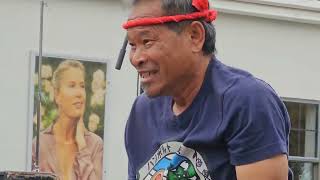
(55, 67), (86, 119)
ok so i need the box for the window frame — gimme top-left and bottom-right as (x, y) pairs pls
(283, 97), (320, 179)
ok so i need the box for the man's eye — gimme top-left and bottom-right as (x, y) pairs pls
(143, 40), (153, 47)
(129, 43), (136, 50)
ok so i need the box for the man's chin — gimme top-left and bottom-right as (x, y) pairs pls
(145, 93), (159, 98)
(143, 87), (161, 98)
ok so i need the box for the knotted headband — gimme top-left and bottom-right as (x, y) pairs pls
(122, 0), (218, 29)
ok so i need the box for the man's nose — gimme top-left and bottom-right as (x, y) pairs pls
(130, 48), (147, 68)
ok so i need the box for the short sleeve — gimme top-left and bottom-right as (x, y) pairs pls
(125, 98), (139, 180)
(125, 123), (137, 180)
(127, 160), (136, 180)
(223, 78), (290, 165)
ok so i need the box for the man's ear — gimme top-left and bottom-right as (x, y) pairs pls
(186, 21), (205, 53)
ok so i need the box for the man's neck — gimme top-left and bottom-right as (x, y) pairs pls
(172, 56), (210, 115)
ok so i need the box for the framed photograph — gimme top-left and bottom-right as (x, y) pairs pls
(26, 52), (108, 179)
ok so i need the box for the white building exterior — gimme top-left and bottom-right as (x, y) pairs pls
(0, 0), (319, 179)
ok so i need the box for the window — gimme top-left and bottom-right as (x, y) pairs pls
(284, 100), (319, 180)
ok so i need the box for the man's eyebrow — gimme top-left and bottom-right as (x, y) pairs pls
(128, 29), (156, 41)
(138, 30), (153, 37)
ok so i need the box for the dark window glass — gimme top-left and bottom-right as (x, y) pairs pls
(284, 102), (318, 158)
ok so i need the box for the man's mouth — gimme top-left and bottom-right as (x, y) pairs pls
(139, 71), (158, 78)
(139, 71), (158, 82)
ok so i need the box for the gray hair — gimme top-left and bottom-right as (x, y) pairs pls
(132, 0), (216, 55)
(52, 60), (85, 91)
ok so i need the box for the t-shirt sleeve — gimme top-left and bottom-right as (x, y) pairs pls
(125, 98), (139, 180)
(127, 160), (136, 180)
(125, 124), (137, 180)
(222, 78), (290, 166)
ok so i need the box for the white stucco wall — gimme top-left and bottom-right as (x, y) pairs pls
(215, 12), (320, 101)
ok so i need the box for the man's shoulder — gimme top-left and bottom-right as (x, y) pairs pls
(226, 75), (277, 101)
(221, 72), (283, 114)
(213, 59), (253, 79)
(209, 59), (254, 94)
(212, 59), (277, 100)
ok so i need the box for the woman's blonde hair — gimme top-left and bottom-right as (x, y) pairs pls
(52, 60), (85, 91)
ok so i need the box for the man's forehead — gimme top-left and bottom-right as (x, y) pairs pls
(128, 0), (163, 20)
(127, 26), (161, 40)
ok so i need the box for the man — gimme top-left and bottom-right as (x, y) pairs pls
(123, 0), (291, 179)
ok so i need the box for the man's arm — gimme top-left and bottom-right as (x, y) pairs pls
(236, 154), (288, 180)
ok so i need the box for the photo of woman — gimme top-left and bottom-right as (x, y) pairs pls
(31, 58), (107, 180)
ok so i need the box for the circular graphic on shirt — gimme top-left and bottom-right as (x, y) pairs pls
(138, 142), (212, 180)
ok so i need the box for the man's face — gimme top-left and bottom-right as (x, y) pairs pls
(127, 0), (194, 97)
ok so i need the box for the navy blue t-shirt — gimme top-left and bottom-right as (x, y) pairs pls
(125, 58), (290, 180)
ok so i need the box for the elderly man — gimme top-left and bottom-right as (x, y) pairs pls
(123, 0), (291, 179)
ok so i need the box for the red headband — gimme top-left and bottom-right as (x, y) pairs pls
(122, 0), (218, 29)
